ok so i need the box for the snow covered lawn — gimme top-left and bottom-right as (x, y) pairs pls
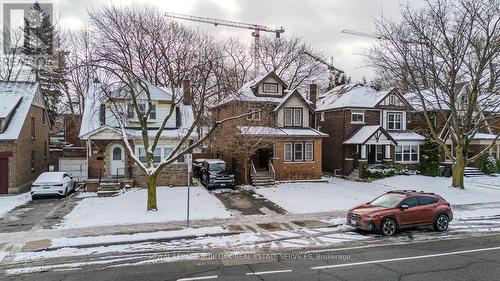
(59, 186), (231, 229)
(256, 175), (500, 214)
(0, 192), (31, 218)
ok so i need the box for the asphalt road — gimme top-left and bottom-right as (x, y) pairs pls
(5, 233), (500, 281)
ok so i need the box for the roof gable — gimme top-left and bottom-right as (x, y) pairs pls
(273, 89), (314, 112)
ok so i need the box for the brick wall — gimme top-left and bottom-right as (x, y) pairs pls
(272, 138), (323, 180)
(0, 105), (49, 193)
(132, 163), (189, 187)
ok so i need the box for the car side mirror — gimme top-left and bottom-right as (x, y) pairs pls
(400, 204), (410, 210)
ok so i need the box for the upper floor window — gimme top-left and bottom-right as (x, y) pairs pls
(351, 112), (364, 124)
(320, 112), (325, 122)
(284, 108), (303, 127)
(128, 103), (156, 120)
(31, 117), (35, 138)
(246, 108), (261, 121)
(389, 94), (396, 105)
(387, 112), (403, 130)
(99, 104), (106, 125)
(460, 95), (468, 105)
(42, 110), (46, 125)
(263, 83), (278, 93)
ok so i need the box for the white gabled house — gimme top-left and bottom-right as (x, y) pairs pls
(79, 80), (196, 187)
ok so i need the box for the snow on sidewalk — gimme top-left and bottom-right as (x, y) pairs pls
(255, 175), (500, 214)
(58, 186), (231, 229)
(0, 192), (31, 218)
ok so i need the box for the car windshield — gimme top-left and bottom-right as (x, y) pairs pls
(208, 163), (227, 172)
(369, 194), (405, 208)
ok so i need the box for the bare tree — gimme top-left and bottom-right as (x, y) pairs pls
(90, 5), (256, 210)
(368, 0), (500, 188)
(0, 29), (30, 81)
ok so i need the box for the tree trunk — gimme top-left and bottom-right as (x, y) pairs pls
(146, 174), (158, 211)
(451, 146), (466, 189)
(243, 159), (249, 185)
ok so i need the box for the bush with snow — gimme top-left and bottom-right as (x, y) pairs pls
(364, 163), (419, 179)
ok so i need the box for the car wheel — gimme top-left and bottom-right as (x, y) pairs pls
(433, 214), (449, 232)
(31, 195), (37, 200)
(381, 218), (397, 236)
(63, 187), (68, 198)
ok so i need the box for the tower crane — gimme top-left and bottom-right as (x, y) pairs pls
(341, 29), (385, 40)
(164, 12), (285, 73)
(303, 50), (344, 73)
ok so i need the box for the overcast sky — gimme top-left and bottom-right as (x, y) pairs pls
(12, 0), (425, 80)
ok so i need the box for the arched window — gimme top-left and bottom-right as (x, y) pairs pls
(112, 147), (122, 160)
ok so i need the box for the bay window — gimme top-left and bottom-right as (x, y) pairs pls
(305, 142), (314, 161)
(395, 145), (419, 162)
(284, 142), (314, 162)
(284, 143), (293, 161)
(294, 143), (303, 161)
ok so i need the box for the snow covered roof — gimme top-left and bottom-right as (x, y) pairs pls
(472, 133), (499, 140)
(213, 71), (289, 107)
(273, 89), (314, 112)
(389, 131), (425, 142)
(80, 82), (195, 140)
(0, 96), (22, 118)
(343, 125), (396, 145)
(0, 81), (40, 140)
(238, 126), (328, 137)
(316, 83), (394, 111)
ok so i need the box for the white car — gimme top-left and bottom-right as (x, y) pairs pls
(31, 172), (75, 199)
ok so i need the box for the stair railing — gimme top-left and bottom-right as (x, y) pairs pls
(268, 160), (276, 182)
(250, 160), (257, 177)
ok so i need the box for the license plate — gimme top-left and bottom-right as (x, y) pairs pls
(43, 186), (51, 189)
(220, 183), (225, 187)
(350, 219), (357, 225)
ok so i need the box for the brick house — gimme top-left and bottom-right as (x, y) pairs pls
(405, 89), (500, 167)
(211, 71), (327, 184)
(0, 81), (49, 194)
(315, 83), (425, 176)
(79, 80), (195, 187)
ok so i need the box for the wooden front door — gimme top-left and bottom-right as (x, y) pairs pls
(0, 158), (8, 194)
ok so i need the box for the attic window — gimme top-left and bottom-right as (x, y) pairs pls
(263, 83), (278, 93)
(389, 94), (396, 105)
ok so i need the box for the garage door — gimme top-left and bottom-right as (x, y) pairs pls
(59, 157), (88, 181)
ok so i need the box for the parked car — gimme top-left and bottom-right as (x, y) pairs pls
(347, 190), (453, 236)
(31, 172), (75, 199)
(192, 159), (207, 179)
(200, 159), (235, 190)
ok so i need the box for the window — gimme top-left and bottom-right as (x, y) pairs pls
(31, 117), (35, 138)
(163, 147), (173, 160)
(246, 108), (261, 121)
(263, 83), (278, 93)
(284, 143), (293, 161)
(127, 105), (135, 119)
(31, 151), (35, 171)
(133, 103), (156, 119)
(284, 108), (303, 127)
(320, 112), (325, 122)
(113, 147), (122, 160)
(149, 104), (156, 119)
(99, 104), (106, 125)
(417, 196), (438, 206)
(460, 95), (468, 105)
(42, 110), (46, 125)
(138, 148), (161, 163)
(400, 197), (418, 207)
(305, 142), (314, 161)
(294, 143), (303, 161)
(284, 109), (293, 126)
(387, 112), (403, 130)
(389, 94), (396, 105)
(44, 141), (47, 159)
(284, 142), (314, 162)
(395, 145), (419, 162)
(351, 112), (364, 124)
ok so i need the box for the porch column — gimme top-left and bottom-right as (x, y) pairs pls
(385, 145), (391, 159)
(360, 145), (367, 159)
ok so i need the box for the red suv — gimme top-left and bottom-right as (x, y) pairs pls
(347, 190), (453, 236)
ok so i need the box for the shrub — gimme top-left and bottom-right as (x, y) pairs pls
(497, 160), (500, 173)
(484, 155), (497, 174)
(420, 133), (440, 176)
(363, 163), (419, 179)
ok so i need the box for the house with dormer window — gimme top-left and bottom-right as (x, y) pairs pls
(211, 71), (327, 185)
(79, 80), (195, 187)
(315, 83), (425, 177)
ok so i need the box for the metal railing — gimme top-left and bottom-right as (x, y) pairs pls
(268, 160), (276, 181)
(250, 160), (257, 176)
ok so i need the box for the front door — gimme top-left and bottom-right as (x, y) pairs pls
(0, 158), (8, 194)
(109, 144), (125, 176)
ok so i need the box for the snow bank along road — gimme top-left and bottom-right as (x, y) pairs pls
(4, 233), (500, 280)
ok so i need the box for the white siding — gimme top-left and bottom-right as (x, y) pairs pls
(257, 76), (284, 96)
(277, 95), (310, 127)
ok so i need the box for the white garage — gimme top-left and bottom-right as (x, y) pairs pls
(59, 157), (88, 181)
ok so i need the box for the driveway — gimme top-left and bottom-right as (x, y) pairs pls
(212, 189), (287, 216)
(0, 193), (80, 233)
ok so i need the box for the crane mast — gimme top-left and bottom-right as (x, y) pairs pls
(303, 50), (344, 73)
(164, 12), (285, 73)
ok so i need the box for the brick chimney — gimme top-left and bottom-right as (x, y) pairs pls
(182, 79), (192, 105)
(309, 83), (317, 108)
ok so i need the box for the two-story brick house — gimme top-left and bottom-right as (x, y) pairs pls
(0, 81), (49, 194)
(211, 71), (327, 184)
(316, 83), (425, 176)
(79, 80), (195, 187)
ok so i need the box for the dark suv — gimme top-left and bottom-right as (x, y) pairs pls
(347, 190), (453, 236)
(200, 159), (235, 190)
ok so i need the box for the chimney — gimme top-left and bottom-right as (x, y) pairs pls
(309, 83), (317, 108)
(182, 79), (192, 105)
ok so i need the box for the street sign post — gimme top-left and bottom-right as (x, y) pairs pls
(186, 154), (192, 227)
